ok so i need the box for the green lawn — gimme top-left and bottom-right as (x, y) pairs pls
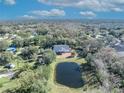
(56, 57), (86, 65)
(0, 77), (17, 93)
(0, 77), (10, 86)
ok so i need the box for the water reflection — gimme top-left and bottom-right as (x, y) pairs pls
(56, 62), (84, 88)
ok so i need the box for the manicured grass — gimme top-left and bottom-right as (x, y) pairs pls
(56, 57), (87, 65)
(0, 77), (18, 93)
(0, 79), (18, 93)
(0, 77), (10, 86)
(48, 57), (86, 93)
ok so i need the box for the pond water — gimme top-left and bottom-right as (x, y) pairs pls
(56, 62), (84, 88)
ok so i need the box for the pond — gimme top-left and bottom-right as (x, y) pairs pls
(56, 62), (84, 88)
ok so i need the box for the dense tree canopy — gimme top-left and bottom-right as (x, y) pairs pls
(4, 66), (50, 93)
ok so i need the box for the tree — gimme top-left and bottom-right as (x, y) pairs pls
(0, 52), (13, 66)
(78, 38), (104, 57)
(19, 46), (38, 60)
(36, 49), (56, 65)
(4, 67), (50, 93)
(85, 48), (121, 93)
(12, 38), (23, 48)
(0, 40), (9, 52)
(36, 28), (48, 35)
(42, 49), (56, 65)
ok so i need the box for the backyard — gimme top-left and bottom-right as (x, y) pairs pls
(48, 57), (86, 93)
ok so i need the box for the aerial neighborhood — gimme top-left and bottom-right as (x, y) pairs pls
(0, 20), (124, 93)
(1, 0), (124, 92)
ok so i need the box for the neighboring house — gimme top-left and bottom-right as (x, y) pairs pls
(96, 34), (103, 39)
(4, 64), (15, 69)
(0, 37), (3, 41)
(32, 31), (38, 36)
(53, 45), (72, 58)
(6, 47), (16, 53)
(10, 35), (17, 40)
(111, 42), (124, 57)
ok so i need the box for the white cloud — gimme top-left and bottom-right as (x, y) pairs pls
(111, 0), (124, 4)
(38, 0), (80, 6)
(4, 0), (16, 5)
(31, 9), (66, 17)
(80, 11), (96, 18)
(21, 15), (36, 19)
(20, 9), (65, 19)
(111, 7), (123, 12)
(38, 0), (124, 12)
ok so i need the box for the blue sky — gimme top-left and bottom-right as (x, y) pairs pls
(0, 0), (124, 20)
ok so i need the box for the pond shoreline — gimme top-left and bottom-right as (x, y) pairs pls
(49, 57), (86, 93)
(56, 62), (84, 88)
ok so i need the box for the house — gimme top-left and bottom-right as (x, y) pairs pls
(4, 64), (15, 69)
(10, 35), (17, 40)
(111, 42), (124, 57)
(96, 34), (103, 39)
(53, 45), (72, 58)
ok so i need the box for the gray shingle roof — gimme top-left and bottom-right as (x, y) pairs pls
(112, 43), (124, 52)
(111, 42), (124, 57)
(53, 45), (71, 53)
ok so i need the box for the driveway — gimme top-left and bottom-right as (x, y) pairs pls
(0, 71), (15, 78)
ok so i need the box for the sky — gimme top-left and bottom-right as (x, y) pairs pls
(0, 0), (124, 20)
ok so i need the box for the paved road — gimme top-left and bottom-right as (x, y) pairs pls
(0, 71), (15, 78)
